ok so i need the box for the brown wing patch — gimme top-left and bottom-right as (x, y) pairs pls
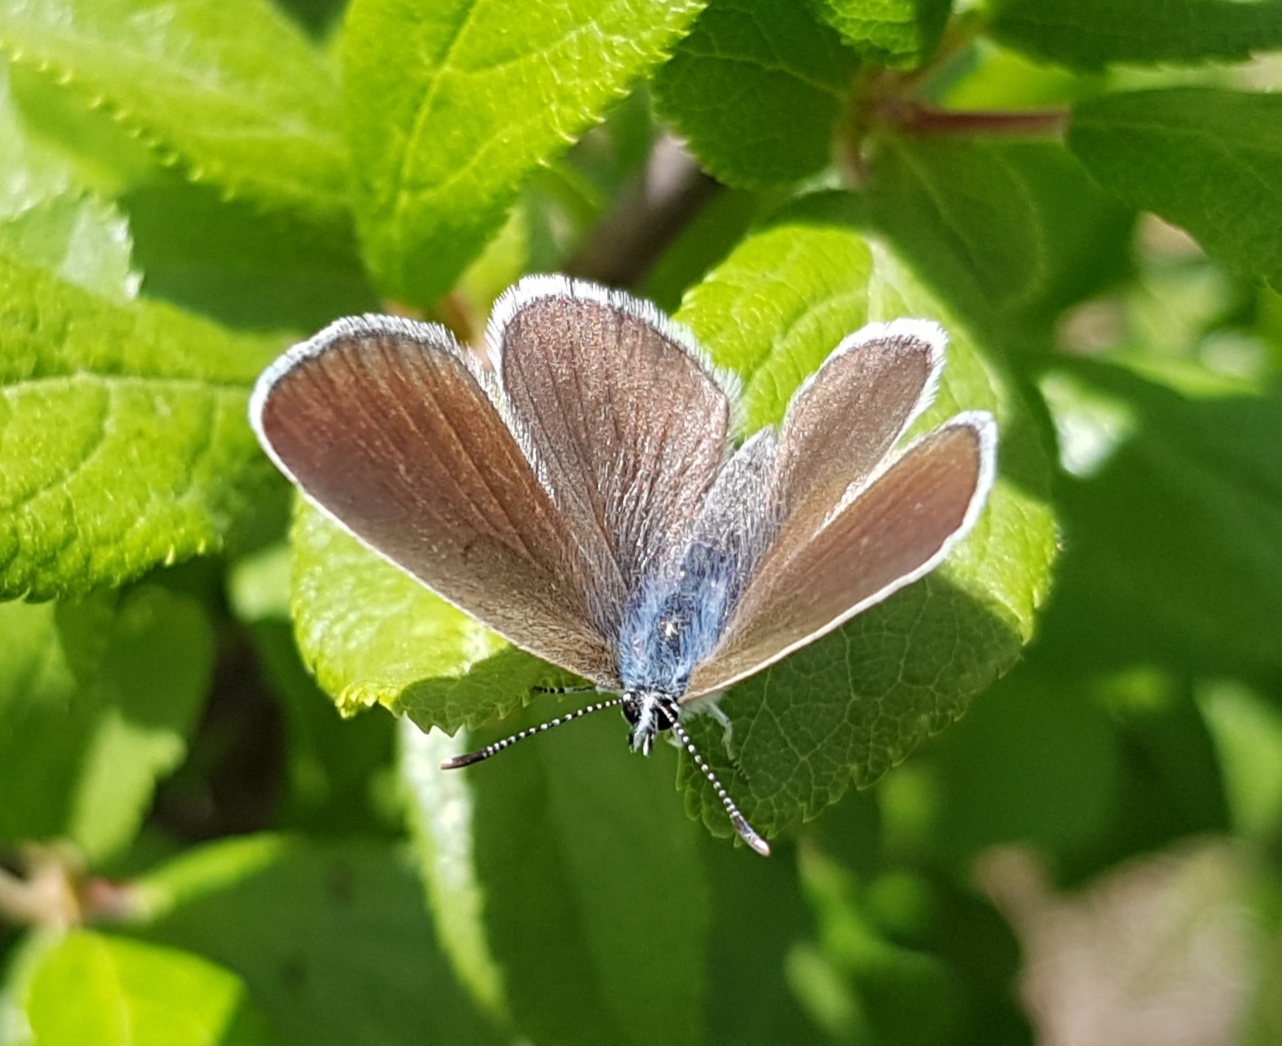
(774, 325), (939, 534)
(686, 420), (991, 697)
(256, 320), (619, 686)
(498, 291), (730, 630)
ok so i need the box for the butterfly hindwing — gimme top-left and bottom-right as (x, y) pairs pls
(685, 321), (994, 697)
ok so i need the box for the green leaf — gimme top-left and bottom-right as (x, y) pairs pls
(227, 542), (292, 624)
(0, 192), (137, 303)
(287, 223), (1054, 844)
(1068, 88), (1282, 290)
(342, 0), (705, 304)
(814, 0), (951, 69)
(651, 0), (856, 189)
(121, 182), (376, 332)
(5, 57), (159, 199)
(0, 0), (347, 218)
(0, 58), (137, 300)
(990, 0), (1282, 70)
(468, 705), (708, 1046)
(0, 927), (58, 1046)
(673, 222), (875, 433)
(672, 221), (1056, 836)
(24, 931), (273, 1046)
(942, 40), (1100, 110)
(0, 593), (112, 848)
(26, 930), (274, 1046)
(0, 585), (213, 860)
(1042, 360), (1282, 674)
(399, 720), (506, 1020)
(0, 252), (280, 599)
(1198, 679), (1282, 839)
(682, 574), (1030, 839)
(131, 834), (293, 920)
(859, 137), (1134, 350)
(134, 836), (505, 1046)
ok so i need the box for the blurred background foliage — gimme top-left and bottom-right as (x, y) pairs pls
(3, 0), (1282, 1043)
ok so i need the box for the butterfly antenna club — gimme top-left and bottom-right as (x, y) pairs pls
(671, 720), (770, 856)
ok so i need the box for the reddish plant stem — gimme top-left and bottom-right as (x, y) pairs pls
(892, 102), (1070, 137)
(842, 75), (1071, 183)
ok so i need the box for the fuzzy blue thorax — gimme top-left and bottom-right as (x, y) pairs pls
(616, 541), (737, 701)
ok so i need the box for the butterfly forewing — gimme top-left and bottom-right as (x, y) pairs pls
(686, 416), (996, 697)
(251, 316), (620, 686)
(494, 278), (732, 626)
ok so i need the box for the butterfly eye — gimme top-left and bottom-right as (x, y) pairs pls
(620, 694), (644, 726)
(654, 699), (680, 732)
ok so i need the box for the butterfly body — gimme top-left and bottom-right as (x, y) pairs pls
(249, 275), (997, 857)
(618, 541), (737, 698)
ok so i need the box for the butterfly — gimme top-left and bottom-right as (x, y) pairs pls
(250, 275), (997, 855)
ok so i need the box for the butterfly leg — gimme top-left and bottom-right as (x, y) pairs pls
(679, 692), (736, 760)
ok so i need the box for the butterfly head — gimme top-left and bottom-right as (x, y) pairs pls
(621, 690), (681, 755)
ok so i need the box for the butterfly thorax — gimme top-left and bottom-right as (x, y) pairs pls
(616, 542), (738, 691)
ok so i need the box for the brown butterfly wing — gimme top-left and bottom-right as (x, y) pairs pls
(493, 277), (733, 634)
(686, 417), (995, 696)
(772, 320), (944, 535)
(251, 314), (620, 686)
(684, 318), (993, 697)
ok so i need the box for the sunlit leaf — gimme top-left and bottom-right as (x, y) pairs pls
(0, 0), (347, 217)
(0, 253), (279, 598)
(343, 0), (704, 303)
